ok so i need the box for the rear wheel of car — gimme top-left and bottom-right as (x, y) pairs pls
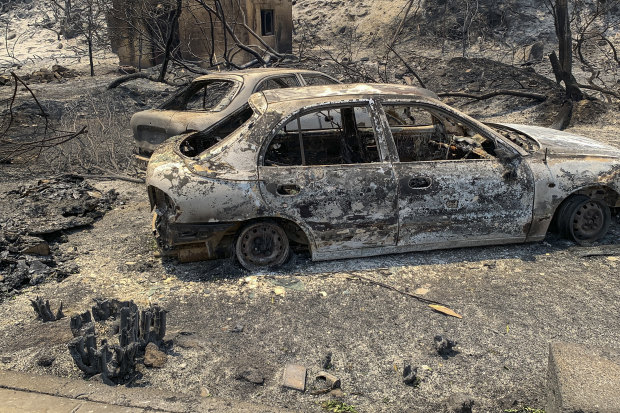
(558, 195), (611, 244)
(235, 221), (290, 271)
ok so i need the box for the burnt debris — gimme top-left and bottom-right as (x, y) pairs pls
(68, 299), (168, 385)
(0, 176), (117, 299)
(30, 296), (64, 322)
(434, 335), (459, 359)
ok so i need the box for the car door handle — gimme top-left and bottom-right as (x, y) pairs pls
(408, 177), (432, 189)
(276, 184), (301, 196)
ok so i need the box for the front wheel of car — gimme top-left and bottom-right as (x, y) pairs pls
(235, 221), (290, 271)
(558, 195), (611, 245)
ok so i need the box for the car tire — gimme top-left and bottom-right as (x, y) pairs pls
(558, 194), (611, 245)
(235, 221), (290, 271)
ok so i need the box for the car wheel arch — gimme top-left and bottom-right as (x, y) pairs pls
(234, 216), (315, 255)
(550, 184), (618, 233)
(559, 185), (619, 209)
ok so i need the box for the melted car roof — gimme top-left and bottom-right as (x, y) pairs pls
(260, 83), (440, 104)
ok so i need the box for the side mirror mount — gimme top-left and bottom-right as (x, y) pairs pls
(495, 148), (520, 180)
(495, 148), (519, 163)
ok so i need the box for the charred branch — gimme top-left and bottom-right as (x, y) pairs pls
(388, 0), (422, 50)
(0, 72), (88, 163)
(107, 72), (177, 89)
(234, 0), (284, 59)
(575, 82), (620, 100)
(194, 0), (267, 67)
(550, 100), (573, 130)
(550, 0), (584, 100)
(438, 89), (547, 101)
(386, 44), (426, 89)
(549, 52), (563, 85)
(158, 0), (183, 83)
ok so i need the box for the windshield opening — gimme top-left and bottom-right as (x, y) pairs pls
(159, 79), (239, 112)
(488, 124), (540, 152)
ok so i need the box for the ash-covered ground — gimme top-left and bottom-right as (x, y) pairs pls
(0, 173), (618, 412)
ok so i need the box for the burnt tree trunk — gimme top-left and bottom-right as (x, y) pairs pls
(554, 0), (583, 100)
(158, 0), (183, 83)
(87, 1), (94, 77)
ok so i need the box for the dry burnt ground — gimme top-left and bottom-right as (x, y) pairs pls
(0, 173), (618, 412)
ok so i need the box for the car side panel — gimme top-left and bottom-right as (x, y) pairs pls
(258, 163), (399, 252)
(394, 159), (535, 245)
(525, 154), (620, 240)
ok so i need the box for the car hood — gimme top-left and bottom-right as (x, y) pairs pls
(500, 124), (620, 158)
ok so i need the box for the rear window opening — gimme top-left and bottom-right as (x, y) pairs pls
(160, 79), (238, 112)
(179, 105), (254, 157)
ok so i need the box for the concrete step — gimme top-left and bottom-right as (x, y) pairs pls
(547, 342), (620, 413)
(0, 369), (287, 413)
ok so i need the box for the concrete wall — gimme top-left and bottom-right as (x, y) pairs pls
(244, 0), (293, 55)
(109, 0), (293, 68)
(107, 0), (158, 68)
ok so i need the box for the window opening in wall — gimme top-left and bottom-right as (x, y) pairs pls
(261, 9), (274, 36)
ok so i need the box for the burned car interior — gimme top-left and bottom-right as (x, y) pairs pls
(255, 75), (300, 91)
(384, 104), (497, 162)
(179, 105), (254, 157)
(160, 79), (238, 111)
(263, 102), (497, 167)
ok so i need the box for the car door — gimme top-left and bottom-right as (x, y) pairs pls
(258, 101), (399, 254)
(380, 102), (534, 246)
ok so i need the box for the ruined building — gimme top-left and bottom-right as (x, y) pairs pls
(107, 0), (293, 68)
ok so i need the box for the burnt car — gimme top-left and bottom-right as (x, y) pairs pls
(146, 84), (620, 270)
(131, 68), (338, 164)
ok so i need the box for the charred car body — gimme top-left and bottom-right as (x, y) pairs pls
(131, 68), (338, 165)
(146, 84), (620, 270)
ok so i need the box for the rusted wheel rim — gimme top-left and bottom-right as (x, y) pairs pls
(238, 223), (288, 268)
(571, 201), (606, 241)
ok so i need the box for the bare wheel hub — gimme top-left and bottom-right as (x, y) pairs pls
(572, 201), (605, 240)
(237, 222), (289, 269)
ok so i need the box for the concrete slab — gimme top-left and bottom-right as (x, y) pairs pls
(547, 342), (620, 413)
(282, 364), (306, 391)
(0, 388), (146, 413)
(0, 370), (288, 412)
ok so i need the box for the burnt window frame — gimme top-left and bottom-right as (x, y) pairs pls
(377, 100), (523, 164)
(159, 78), (241, 112)
(259, 101), (388, 167)
(253, 74), (301, 93)
(300, 74), (340, 86)
(261, 9), (274, 36)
